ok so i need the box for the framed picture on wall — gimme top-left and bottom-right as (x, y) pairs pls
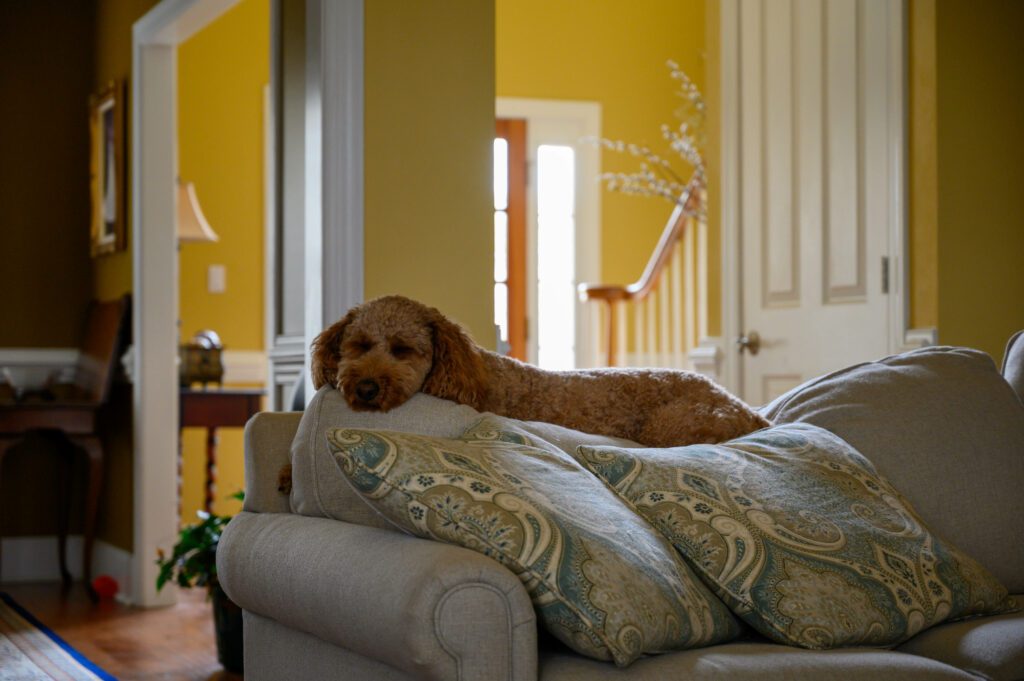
(89, 81), (126, 257)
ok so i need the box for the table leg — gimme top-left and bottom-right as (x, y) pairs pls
(205, 427), (218, 514)
(55, 437), (73, 587)
(75, 436), (104, 602)
(177, 429), (184, 525)
(0, 438), (13, 584)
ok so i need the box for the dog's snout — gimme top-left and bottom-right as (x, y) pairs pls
(355, 379), (380, 402)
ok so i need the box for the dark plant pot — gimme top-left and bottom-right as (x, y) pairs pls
(211, 584), (244, 674)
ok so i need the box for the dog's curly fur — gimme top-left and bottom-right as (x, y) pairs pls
(311, 295), (770, 447)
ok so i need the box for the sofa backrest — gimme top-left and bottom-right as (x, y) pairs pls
(761, 345), (1024, 593)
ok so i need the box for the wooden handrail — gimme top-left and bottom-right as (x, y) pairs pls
(578, 177), (705, 366)
(578, 176), (704, 304)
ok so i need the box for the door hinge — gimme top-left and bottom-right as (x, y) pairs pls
(881, 256), (890, 294)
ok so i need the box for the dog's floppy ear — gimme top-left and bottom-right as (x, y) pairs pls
(423, 312), (487, 408)
(310, 310), (356, 390)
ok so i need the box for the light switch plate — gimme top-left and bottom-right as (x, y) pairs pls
(208, 264), (226, 293)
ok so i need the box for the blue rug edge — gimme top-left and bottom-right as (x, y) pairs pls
(0, 591), (118, 681)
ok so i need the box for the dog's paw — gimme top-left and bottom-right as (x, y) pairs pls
(277, 463), (293, 495)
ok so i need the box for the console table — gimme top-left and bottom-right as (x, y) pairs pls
(179, 388), (263, 515)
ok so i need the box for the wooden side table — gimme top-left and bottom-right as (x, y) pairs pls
(179, 388), (263, 516)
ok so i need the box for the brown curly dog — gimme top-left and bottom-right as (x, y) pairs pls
(314, 295), (769, 444)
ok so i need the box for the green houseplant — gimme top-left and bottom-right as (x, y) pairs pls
(156, 492), (244, 674)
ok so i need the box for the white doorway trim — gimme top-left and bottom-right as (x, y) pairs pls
(131, 0), (239, 608)
(718, 0), (923, 395)
(131, 0), (365, 606)
(302, 0), (365, 401)
(494, 97), (602, 368)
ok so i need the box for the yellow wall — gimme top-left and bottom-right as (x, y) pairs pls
(933, 0), (1024, 363)
(89, 0), (162, 551)
(178, 0), (268, 353)
(364, 1), (496, 346)
(178, 0), (269, 520)
(93, 0), (161, 301)
(0, 1), (95, 348)
(909, 0), (1024, 364)
(497, 0), (707, 296)
(909, 0), (939, 331)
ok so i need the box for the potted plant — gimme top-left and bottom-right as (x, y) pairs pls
(156, 492), (244, 674)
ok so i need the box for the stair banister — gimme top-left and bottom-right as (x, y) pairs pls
(578, 176), (704, 367)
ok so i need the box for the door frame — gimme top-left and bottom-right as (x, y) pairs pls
(494, 97), (602, 368)
(131, 0), (240, 609)
(131, 0), (364, 606)
(718, 0), (928, 395)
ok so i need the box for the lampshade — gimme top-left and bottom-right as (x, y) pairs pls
(177, 180), (219, 243)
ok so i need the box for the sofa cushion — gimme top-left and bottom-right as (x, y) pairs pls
(760, 345), (1024, 593)
(537, 643), (977, 680)
(577, 423), (1015, 649)
(511, 417), (643, 454)
(325, 417), (742, 667)
(290, 387), (481, 529)
(897, 596), (1024, 681)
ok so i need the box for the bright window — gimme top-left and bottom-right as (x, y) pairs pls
(493, 137), (510, 347)
(536, 145), (575, 370)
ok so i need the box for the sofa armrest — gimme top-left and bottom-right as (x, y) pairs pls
(1002, 330), (1024, 405)
(217, 512), (538, 681)
(242, 412), (301, 514)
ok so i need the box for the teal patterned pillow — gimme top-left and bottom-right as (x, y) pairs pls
(577, 423), (1016, 649)
(326, 417), (741, 666)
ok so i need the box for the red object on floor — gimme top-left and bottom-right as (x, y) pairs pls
(91, 575), (118, 600)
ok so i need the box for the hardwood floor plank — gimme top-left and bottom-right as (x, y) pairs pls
(2, 582), (242, 681)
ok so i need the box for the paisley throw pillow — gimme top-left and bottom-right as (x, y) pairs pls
(326, 417), (741, 666)
(577, 423), (1016, 649)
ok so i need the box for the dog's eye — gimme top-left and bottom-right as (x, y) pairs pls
(390, 344), (415, 359)
(348, 340), (374, 354)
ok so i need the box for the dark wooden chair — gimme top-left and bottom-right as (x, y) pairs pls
(0, 296), (128, 597)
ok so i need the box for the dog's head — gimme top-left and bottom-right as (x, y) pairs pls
(311, 295), (486, 411)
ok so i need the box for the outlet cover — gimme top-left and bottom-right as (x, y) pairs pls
(208, 264), (226, 294)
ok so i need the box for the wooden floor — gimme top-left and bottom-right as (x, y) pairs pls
(3, 581), (243, 681)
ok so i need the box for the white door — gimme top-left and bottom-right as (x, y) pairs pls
(724, 0), (907, 405)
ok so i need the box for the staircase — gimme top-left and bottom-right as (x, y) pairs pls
(578, 177), (709, 369)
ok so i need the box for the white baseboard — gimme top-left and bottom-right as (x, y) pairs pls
(903, 327), (938, 350)
(1, 536), (132, 597)
(222, 349), (268, 384)
(689, 337), (725, 381)
(0, 348), (80, 366)
(618, 341), (723, 377)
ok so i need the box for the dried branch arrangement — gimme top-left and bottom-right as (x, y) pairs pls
(592, 61), (706, 218)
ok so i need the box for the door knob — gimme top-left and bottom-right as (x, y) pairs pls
(737, 331), (761, 355)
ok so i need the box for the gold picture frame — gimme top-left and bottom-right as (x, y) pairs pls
(89, 81), (126, 257)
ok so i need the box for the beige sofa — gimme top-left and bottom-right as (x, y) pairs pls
(219, 334), (1024, 680)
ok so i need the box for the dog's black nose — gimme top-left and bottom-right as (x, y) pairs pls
(355, 379), (380, 402)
